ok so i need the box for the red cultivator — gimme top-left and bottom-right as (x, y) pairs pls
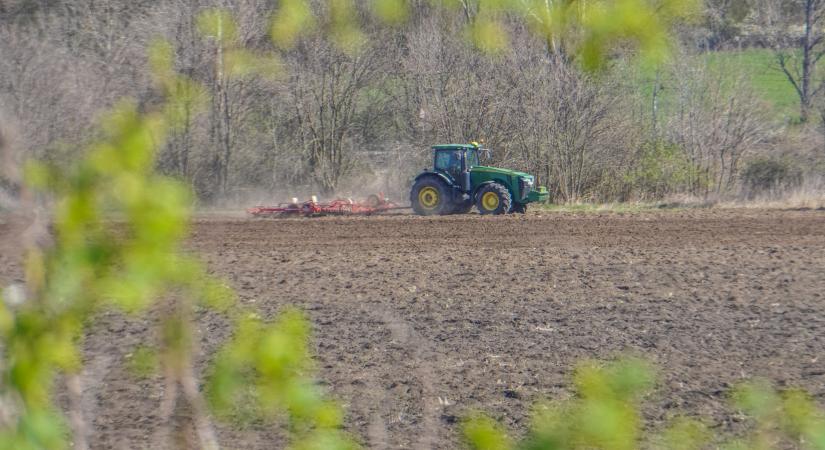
(247, 193), (407, 218)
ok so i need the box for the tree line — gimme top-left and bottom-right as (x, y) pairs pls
(0, 0), (823, 205)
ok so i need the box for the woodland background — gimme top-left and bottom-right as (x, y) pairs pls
(1, 0), (824, 205)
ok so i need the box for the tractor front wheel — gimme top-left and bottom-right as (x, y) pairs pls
(476, 183), (511, 215)
(410, 177), (451, 215)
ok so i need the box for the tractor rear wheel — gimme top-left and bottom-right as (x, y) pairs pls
(410, 177), (451, 215)
(476, 183), (511, 215)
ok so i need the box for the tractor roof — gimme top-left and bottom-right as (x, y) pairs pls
(432, 144), (477, 150)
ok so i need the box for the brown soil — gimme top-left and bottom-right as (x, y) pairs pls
(2, 209), (825, 449)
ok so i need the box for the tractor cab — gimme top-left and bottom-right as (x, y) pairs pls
(433, 145), (480, 177)
(432, 144), (479, 191)
(410, 142), (548, 216)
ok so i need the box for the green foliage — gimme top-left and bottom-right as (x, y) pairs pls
(223, 49), (283, 79)
(267, 0), (697, 67)
(1, 100), (208, 448)
(149, 39), (211, 130)
(464, 358), (654, 450)
(271, 0), (316, 48)
(194, 10), (283, 80)
(466, 17), (510, 54)
(656, 417), (710, 450)
(126, 345), (159, 379)
(196, 9), (239, 46)
(329, 0), (366, 52)
(206, 309), (358, 449)
(464, 359), (825, 450)
(0, 26), (356, 449)
(531, 358), (653, 450)
(521, 0), (699, 68)
(577, 0), (700, 71)
(463, 414), (513, 450)
(726, 381), (825, 450)
(371, 0), (409, 25)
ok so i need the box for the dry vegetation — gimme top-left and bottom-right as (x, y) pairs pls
(0, 0), (823, 207)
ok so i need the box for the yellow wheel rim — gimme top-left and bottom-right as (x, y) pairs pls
(419, 187), (439, 209)
(481, 192), (500, 210)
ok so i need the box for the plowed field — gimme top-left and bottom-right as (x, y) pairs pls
(3, 209), (825, 449)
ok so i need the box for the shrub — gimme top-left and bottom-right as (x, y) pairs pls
(741, 157), (802, 198)
(625, 141), (696, 200)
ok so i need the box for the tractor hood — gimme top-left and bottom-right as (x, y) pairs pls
(471, 166), (533, 180)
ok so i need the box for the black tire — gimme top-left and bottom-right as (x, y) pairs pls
(410, 177), (451, 216)
(475, 183), (512, 215)
(511, 203), (527, 214)
(450, 200), (474, 215)
(365, 194), (381, 208)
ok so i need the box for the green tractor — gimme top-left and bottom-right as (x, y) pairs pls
(410, 143), (548, 215)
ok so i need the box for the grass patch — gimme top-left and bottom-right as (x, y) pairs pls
(536, 202), (681, 213)
(631, 48), (804, 124)
(703, 48), (803, 122)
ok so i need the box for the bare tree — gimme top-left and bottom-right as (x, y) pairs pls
(0, 0), (813, 205)
(0, 21), (102, 161)
(667, 58), (768, 196)
(704, 0), (752, 48)
(393, 13), (515, 154)
(775, 0), (825, 122)
(284, 37), (384, 195)
(512, 58), (632, 203)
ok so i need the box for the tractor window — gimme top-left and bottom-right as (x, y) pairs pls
(466, 149), (479, 168)
(435, 150), (462, 179)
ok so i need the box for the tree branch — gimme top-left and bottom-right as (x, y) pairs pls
(776, 52), (805, 100)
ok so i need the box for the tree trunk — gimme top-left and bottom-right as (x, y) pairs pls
(801, 0), (815, 122)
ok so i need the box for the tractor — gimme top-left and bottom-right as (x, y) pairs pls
(410, 143), (548, 215)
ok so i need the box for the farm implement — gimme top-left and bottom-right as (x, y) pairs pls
(247, 194), (406, 218)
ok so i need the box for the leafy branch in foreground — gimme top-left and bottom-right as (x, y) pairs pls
(0, 16), (356, 447)
(206, 309), (358, 449)
(270, 0), (700, 68)
(463, 358), (825, 450)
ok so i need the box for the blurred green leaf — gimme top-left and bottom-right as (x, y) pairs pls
(466, 17), (509, 54)
(126, 345), (158, 379)
(2, 22), (363, 450)
(463, 413), (512, 450)
(732, 380), (780, 421)
(271, 0), (316, 48)
(196, 9), (238, 45)
(205, 307), (357, 447)
(148, 39), (175, 85)
(329, 0), (366, 52)
(658, 417), (710, 450)
(371, 0), (409, 24)
(225, 49), (283, 79)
